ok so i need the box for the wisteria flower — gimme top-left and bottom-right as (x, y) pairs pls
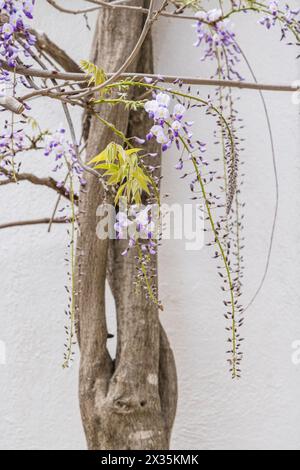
(0, 0), (36, 74)
(156, 92), (170, 108)
(173, 103), (186, 120)
(171, 120), (181, 137)
(259, 1), (300, 36)
(144, 92), (189, 151)
(44, 127), (86, 188)
(194, 12), (243, 80)
(195, 8), (222, 23)
(115, 205), (158, 256)
(144, 99), (159, 118)
(114, 212), (132, 240)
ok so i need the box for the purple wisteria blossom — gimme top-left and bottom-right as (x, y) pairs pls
(0, 124), (27, 181)
(44, 127), (87, 189)
(0, 126), (24, 154)
(194, 9), (243, 80)
(114, 205), (158, 256)
(0, 0), (36, 74)
(144, 92), (188, 152)
(259, 1), (300, 39)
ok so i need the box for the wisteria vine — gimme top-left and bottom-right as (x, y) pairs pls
(0, 0), (299, 376)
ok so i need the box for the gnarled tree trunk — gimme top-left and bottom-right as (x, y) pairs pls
(75, 1), (178, 450)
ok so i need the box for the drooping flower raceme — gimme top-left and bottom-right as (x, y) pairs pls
(44, 128), (86, 189)
(194, 9), (242, 80)
(144, 92), (187, 152)
(259, 1), (300, 39)
(0, 126), (25, 172)
(0, 0), (36, 76)
(195, 8), (223, 23)
(114, 204), (158, 256)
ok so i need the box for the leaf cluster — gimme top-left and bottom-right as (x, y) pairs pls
(88, 143), (152, 205)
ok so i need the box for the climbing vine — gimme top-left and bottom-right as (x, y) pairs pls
(0, 0), (299, 378)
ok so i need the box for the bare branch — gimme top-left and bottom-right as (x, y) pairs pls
(1, 62), (296, 94)
(0, 13), (80, 74)
(47, 0), (198, 21)
(33, 30), (82, 73)
(0, 217), (69, 230)
(76, 0), (159, 99)
(46, 0), (101, 15)
(0, 168), (78, 204)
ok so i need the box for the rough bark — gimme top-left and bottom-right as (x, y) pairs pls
(76, 1), (177, 450)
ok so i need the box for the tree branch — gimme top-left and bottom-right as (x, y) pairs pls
(33, 30), (82, 73)
(1, 62), (296, 94)
(0, 168), (78, 204)
(75, 0), (159, 99)
(0, 13), (80, 74)
(47, 0), (199, 21)
(0, 217), (69, 230)
(46, 0), (102, 15)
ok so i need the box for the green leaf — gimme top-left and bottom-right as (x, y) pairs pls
(125, 148), (143, 156)
(87, 150), (108, 165)
(114, 183), (127, 205)
(93, 164), (112, 171)
(80, 60), (107, 96)
(87, 141), (153, 205)
(133, 171), (151, 194)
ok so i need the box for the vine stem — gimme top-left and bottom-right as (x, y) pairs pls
(237, 41), (279, 313)
(92, 114), (162, 309)
(5, 62), (297, 93)
(105, 80), (237, 160)
(75, 0), (158, 99)
(179, 135), (238, 378)
(106, 79), (237, 201)
(137, 244), (163, 311)
(10, 66), (18, 181)
(94, 82), (239, 370)
(62, 169), (76, 368)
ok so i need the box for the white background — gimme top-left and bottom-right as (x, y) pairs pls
(0, 0), (300, 450)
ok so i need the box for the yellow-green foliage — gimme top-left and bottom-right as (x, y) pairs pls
(88, 143), (152, 205)
(80, 59), (107, 92)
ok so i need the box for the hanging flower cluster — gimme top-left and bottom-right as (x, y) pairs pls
(114, 204), (158, 257)
(0, 126), (24, 152)
(259, 1), (300, 38)
(0, 120), (27, 176)
(144, 92), (188, 152)
(1, 0), (299, 372)
(0, 0), (36, 74)
(193, 9), (243, 80)
(44, 128), (86, 189)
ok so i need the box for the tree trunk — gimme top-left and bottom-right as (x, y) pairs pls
(75, 1), (178, 450)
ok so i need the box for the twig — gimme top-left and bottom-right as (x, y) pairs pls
(47, 0), (200, 21)
(47, 173), (69, 233)
(0, 167), (78, 204)
(5, 62), (298, 93)
(62, 103), (99, 178)
(0, 217), (69, 230)
(33, 29), (82, 73)
(0, 13), (80, 74)
(75, 0), (158, 99)
(238, 43), (279, 313)
(46, 0), (101, 15)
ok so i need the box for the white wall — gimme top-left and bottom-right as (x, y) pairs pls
(0, 0), (299, 450)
